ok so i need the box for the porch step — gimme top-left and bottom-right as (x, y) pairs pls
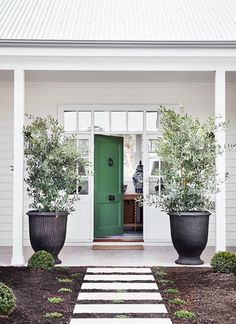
(70, 267), (172, 324)
(70, 320), (172, 324)
(84, 274), (155, 281)
(78, 292), (162, 300)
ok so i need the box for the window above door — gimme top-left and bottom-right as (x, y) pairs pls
(60, 106), (161, 134)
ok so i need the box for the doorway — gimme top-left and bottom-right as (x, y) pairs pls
(94, 134), (143, 242)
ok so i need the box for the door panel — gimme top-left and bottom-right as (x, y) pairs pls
(94, 135), (123, 237)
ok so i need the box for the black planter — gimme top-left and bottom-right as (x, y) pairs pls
(168, 211), (210, 265)
(27, 211), (68, 264)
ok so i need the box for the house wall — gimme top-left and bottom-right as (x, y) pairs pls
(0, 80), (235, 246)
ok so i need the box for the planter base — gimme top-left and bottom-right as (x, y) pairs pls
(27, 211), (68, 265)
(175, 256), (204, 265)
(54, 256), (62, 265)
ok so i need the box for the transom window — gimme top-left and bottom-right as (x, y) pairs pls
(63, 110), (160, 133)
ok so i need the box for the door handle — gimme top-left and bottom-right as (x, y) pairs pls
(108, 195), (115, 201)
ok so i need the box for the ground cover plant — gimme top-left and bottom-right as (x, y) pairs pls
(0, 266), (86, 324)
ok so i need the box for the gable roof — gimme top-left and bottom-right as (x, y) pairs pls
(0, 0), (236, 47)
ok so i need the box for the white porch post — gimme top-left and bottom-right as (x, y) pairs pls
(11, 70), (25, 265)
(215, 69), (226, 252)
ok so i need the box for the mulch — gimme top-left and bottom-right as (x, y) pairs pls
(0, 266), (235, 323)
(0, 266), (86, 324)
(152, 267), (236, 324)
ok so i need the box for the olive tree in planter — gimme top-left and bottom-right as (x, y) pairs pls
(144, 107), (226, 265)
(24, 115), (88, 264)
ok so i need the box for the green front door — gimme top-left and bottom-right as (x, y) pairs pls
(94, 135), (123, 237)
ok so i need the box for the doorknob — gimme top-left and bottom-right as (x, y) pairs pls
(108, 195), (115, 201)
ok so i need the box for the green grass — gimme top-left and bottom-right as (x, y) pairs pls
(164, 288), (179, 294)
(57, 278), (73, 283)
(47, 297), (64, 304)
(174, 310), (196, 320)
(112, 300), (124, 303)
(44, 312), (64, 319)
(169, 298), (187, 305)
(58, 287), (72, 294)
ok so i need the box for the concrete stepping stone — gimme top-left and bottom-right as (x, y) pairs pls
(73, 303), (167, 314)
(84, 274), (155, 281)
(78, 292), (162, 300)
(81, 282), (158, 290)
(87, 267), (152, 273)
(70, 319), (172, 324)
(70, 267), (172, 324)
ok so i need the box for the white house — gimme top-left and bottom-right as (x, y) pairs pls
(0, 0), (236, 265)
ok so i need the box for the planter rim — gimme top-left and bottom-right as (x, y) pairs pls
(168, 211), (211, 216)
(27, 210), (69, 217)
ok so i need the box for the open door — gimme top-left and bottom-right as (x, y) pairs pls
(94, 135), (124, 237)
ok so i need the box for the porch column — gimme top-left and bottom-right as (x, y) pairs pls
(11, 70), (25, 265)
(215, 69), (226, 252)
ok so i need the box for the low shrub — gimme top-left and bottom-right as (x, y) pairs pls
(169, 298), (187, 305)
(164, 288), (178, 294)
(47, 297), (64, 304)
(28, 250), (54, 270)
(174, 310), (196, 320)
(159, 279), (174, 286)
(44, 312), (64, 318)
(57, 278), (73, 283)
(58, 288), (72, 294)
(210, 251), (236, 273)
(0, 282), (17, 316)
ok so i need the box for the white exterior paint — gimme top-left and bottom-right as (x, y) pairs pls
(215, 70), (226, 251)
(11, 70), (25, 265)
(1, 72), (236, 254)
(0, 0), (236, 41)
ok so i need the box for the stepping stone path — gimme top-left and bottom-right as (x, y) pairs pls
(70, 267), (172, 324)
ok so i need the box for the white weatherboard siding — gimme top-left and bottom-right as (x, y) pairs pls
(226, 82), (236, 247)
(0, 78), (236, 246)
(0, 82), (13, 246)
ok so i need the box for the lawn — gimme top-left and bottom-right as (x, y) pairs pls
(0, 266), (235, 323)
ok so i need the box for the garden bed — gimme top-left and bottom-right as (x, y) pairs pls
(0, 266), (86, 324)
(0, 266), (235, 323)
(152, 267), (236, 324)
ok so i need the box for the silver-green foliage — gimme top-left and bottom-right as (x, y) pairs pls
(145, 107), (225, 212)
(24, 115), (88, 213)
(0, 283), (16, 316)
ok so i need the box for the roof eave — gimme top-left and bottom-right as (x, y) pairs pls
(0, 39), (236, 48)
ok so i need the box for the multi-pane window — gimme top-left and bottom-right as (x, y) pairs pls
(148, 139), (162, 195)
(64, 110), (160, 133)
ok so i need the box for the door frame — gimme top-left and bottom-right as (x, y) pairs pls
(58, 104), (178, 243)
